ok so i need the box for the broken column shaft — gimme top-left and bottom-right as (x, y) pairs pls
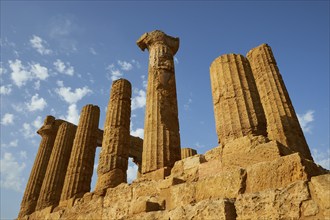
(137, 30), (181, 176)
(181, 148), (197, 159)
(95, 79), (131, 191)
(60, 104), (100, 202)
(36, 122), (77, 210)
(247, 44), (313, 160)
(210, 54), (267, 146)
(18, 116), (63, 217)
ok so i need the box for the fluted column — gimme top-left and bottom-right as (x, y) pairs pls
(210, 54), (267, 146)
(137, 30), (181, 176)
(247, 44), (313, 160)
(18, 116), (63, 217)
(95, 79), (131, 191)
(60, 105), (100, 202)
(36, 122), (77, 210)
(181, 148), (197, 159)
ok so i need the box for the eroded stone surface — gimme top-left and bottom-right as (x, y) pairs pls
(96, 79), (131, 191)
(210, 54), (267, 146)
(137, 30), (181, 176)
(36, 122), (77, 211)
(18, 116), (64, 217)
(181, 148), (197, 159)
(60, 104), (100, 202)
(247, 43), (313, 161)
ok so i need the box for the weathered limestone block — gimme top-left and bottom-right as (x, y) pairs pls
(60, 104), (100, 202)
(36, 122), (77, 211)
(167, 182), (196, 210)
(235, 180), (310, 219)
(96, 79), (131, 191)
(18, 116), (64, 217)
(129, 196), (164, 215)
(137, 30), (181, 176)
(210, 54), (267, 146)
(102, 184), (132, 219)
(309, 174), (330, 218)
(245, 153), (327, 193)
(181, 148), (197, 159)
(204, 145), (222, 161)
(221, 135), (292, 169)
(171, 154), (206, 182)
(301, 199), (320, 218)
(247, 43), (313, 160)
(132, 180), (161, 200)
(195, 168), (246, 201)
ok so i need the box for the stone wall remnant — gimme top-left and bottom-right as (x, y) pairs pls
(95, 79), (132, 191)
(210, 54), (267, 146)
(247, 44), (313, 160)
(60, 104), (100, 202)
(137, 30), (181, 178)
(36, 122), (77, 210)
(181, 148), (197, 159)
(18, 116), (64, 217)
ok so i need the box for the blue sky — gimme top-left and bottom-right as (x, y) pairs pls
(1, 1), (329, 219)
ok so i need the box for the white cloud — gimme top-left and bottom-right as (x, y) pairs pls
(131, 59), (141, 68)
(55, 86), (92, 104)
(297, 110), (314, 134)
(12, 103), (25, 113)
(34, 80), (40, 90)
(32, 116), (43, 129)
(184, 98), (193, 111)
(1, 113), (14, 125)
(0, 152), (26, 192)
(131, 128), (144, 139)
(9, 59), (32, 87)
(312, 148), (330, 170)
(19, 151), (27, 159)
(0, 84), (12, 95)
(56, 80), (64, 87)
(90, 47), (97, 55)
(127, 158), (138, 183)
(9, 60), (49, 87)
(9, 139), (19, 147)
(106, 64), (123, 81)
(21, 123), (36, 139)
(53, 59), (74, 76)
(174, 56), (179, 64)
(30, 35), (52, 55)
(0, 66), (7, 75)
(30, 63), (49, 80)
(61, 104), (80, 124)
(26, 94), (47, 111)
(141, 75), (147, 89)
(195, 142), (206, 149)
(118, 60), (133, 71)
(131, 89), (146, 110)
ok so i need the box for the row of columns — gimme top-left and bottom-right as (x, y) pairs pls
(18, 79), (132, 217)
(210, 44), (313, 161)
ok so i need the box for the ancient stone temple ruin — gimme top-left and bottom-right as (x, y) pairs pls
(18, 31), (329, 220)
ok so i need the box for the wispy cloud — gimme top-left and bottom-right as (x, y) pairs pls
(0, 152), (26, 192)
(106, 64), (123, 81)
(26, 94), (47, 111)
(90, 47), (97, 55)
(21, 123), (36, 139)
(0, 85), (12, 95)
(30, 35), (52, 55)
(1, 113), (14, 125)
(118, 60), (133, 71)
(9, 59), (49, 87)
(312, 148), (330, 169)
(297, 110), (314, 134)
(60, 104), (80, 124)
(55, 85), (92, 104)
(130, 128), (144, 139)
(131, 88), (146, 110)
(184, 98), (193, 111)
(53, 59), (74, 76)
(127, 158), (138, 183)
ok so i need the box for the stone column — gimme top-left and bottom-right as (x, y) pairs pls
(210, 54), (267, 146)
(60, 105), (100, 202)
(36, 122), (77, 210)
(181, 148), (197, 159)
(95, 79), (131, 191)
(18, 116), (63, 217)
(246, 44), (313, 160)
(137, 30), (181, 177)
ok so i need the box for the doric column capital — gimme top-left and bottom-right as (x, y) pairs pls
(37, 115), (58, 136)
(137, 30), (179, 55)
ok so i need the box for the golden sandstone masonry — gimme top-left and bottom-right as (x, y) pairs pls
(18, 31), (329, 220)
(137, 30), (181, 177)
(96, 79), (132, 191)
